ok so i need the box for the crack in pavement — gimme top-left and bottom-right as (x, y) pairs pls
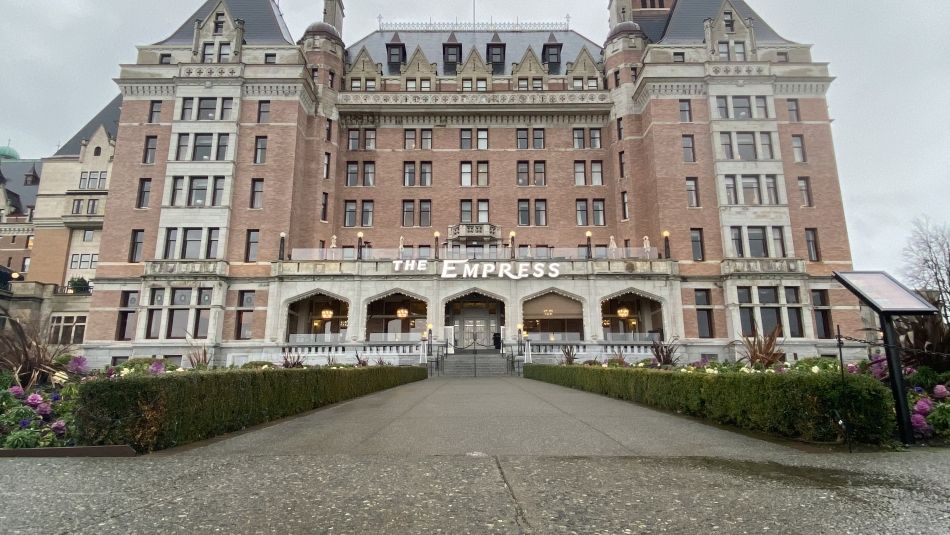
(493, 456), (533, 534)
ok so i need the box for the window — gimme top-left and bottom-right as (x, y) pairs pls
(171, 177), (184, 206)
(328, 71), (336, 88)
(798, 177), (813, 207)
(772, 227), (787, 258)
(320, 192), (329, 221)
(86, 199), (99, 214)
(202, 43), (214, 63)
(403, 162), (416, 186)
(197, 98), (216, 120)
(765, 175), (779, 205)
(362, 162), (376, 187)
(237, 291), (255, 340)
(723, 11), (735, 32)
(534, 162), (546, 186)
(218, 43), (232, 63)
(159, 53), (172, 65)
(71, 199), (83, 215)
(576, 200), (589, 226)
(716, 96), (729, 119)
(476, 162), (489, 186)
(49, 316), (86, 345)
(695, 290), (714, 338)
(720, 133), (734, 160)
(206, 228), (220, 259)
(533, 129), (545, 149)
(517, 162), (529, 186)
(477, 200), (489, 223)
(805, 229), (821, 261)
(460, 162), (473, 187)
(742, 176), (761, 205)
(759, 287), (781, 336)
(619, 152), (626, 178)
(257, 101), (270, 123)
(82, 230), (94, 242)
(421, 129), (433, 149)
(574, 162), (586, 186)
(737, 132), (757, 160)
(364, 129), (376, 150)
(344, 201), (357, 227)
(535, 200), (547, 226)
(419, 162), (432, 186)
(460, 200), (473, 223)
(135, 179), (151, 208)
(686, 178), (700, 207)
(323, 153), (331, 179)
(220, 98), (234, 121)
(181, 228), (202, 259)
(760, 132), (774, 159)
(718, 42), (730, 61)
(777, 51), (789, 63)
(176, 134), (189, 160)
(734, 42), (747, 62)
(181, 98), (195, 120)
(476, 129), (488, 150)
(419, 200), (431, 227)
(404, 129), (416, 150)
(325, 119), (333, 141)
(591, 162), (604, 186)
(682, 135), (695, 162)
(733, 97), (751, 119)
(245, 230), (260, 262)
(188, 177), (208, 206)
(590, 128), (601, 149)
(129, 230), (144, 263)
(688, 229), (707, 262)
(216, 134), (229, 160)
(573, 129), (585, 149)
(731, 227), (745, 257)
(212, 177), (225, 206)
(254, 137), (267, 164)
(346, 163), (359, 186)
(787, 99), (801, 122)
(792, 135), (807, 162)
(143, 136), (158, 164)
(616, 118), (624, 139)
(621, 191), (630, 220)
(755, 97), (769, 119)
(250, 179), (264, 208)
(572, 78), (584, 90)
(361, 201), (374, 227)
(163, 229), (178, 259)
(737, 287), (755, 335)
(460, 129), (473, 149)
(192, 134), (213, 161)
(673, 52), (685, 63)
(462, 79), (473, 92)
(402, 201), (415, 227)
(516, 129), (528, 149)
(748, 227), (769, 258)
(532, 78), (543, 90)
(588, 78), (599, 90)
(148, 101), (162, 123)
(264, 53), (277, 65)
(116, 292), (138, 341)
(476, 79), (487, 92)
(518, 200), (530, 226)
(812, 290), (833, 339)
(679, 100), (692, 122)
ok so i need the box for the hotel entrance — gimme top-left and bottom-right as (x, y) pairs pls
(445, 293), (505, 349)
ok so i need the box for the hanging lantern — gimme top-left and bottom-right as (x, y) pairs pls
(321, 308), (334, 320)
(396, 307), (410, 319)
(616, 307), (630, 319)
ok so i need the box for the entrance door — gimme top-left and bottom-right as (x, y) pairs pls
(446, 294), (505, 349)
(462, 318), (492, 348)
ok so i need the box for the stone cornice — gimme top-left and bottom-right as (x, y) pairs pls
(340, 111), (610, 128)
(338, 91), (611, 108)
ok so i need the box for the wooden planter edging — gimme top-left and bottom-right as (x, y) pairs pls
(0, 445), (137, 458)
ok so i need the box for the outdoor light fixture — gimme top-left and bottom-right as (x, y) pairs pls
(509, 230), (517, 259)
(279, 232), (287, 261)
(357, 232), (365, 260)
(434, 231), (441, 260)
(602, 319), (611, 328)
(585, 230), (593, 259)
(543, 309), (554, 317)
(616, 307), (630, 319)
(321, 308), (334, 320)
(662, 230), (671, 259)
(396, 307), (409, 319)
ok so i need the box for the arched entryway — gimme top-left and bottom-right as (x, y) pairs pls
(522, 292), (584, 342)
(287, 292), (350, 344)
(445, 292), (506, 349)
(601, 292), (664, 342)
(365, 292), (428, 342)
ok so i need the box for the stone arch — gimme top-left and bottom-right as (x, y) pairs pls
(520, 286), (587, 309)
(284, 287), (351, 311)
(440, 286), (509, 309)
(284, 287), (352, 343)
(599, 286), (666, 306)
(362, 287), (431, 342)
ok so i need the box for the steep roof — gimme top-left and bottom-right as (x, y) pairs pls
(634, 12), (673, 43)
(54, 95), (122, 158)
(660, 0), (793, 44)
(347, 30), (604, 75)
(156, 0), (293, 46)
(0, 160), (42, 212)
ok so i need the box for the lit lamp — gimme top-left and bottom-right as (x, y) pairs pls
(662, 230), (671, 260)
(509, 231), (517, 259)
(616, 307), (630, 319)
(396, 307), (410, 319)
(321, 308), (334, 320)
(543, 309), (554, 317)
(279, 232), (287, 261)
(434, 231), (441, 260)
(357, 231), (365, 260)
(585, 230), (593, 259)
(427, 322), (434, 355)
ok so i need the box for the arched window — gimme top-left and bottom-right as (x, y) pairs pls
(93, 147), (102, 156)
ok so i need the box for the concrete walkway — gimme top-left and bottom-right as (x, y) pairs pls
(1, 377), (948, 534)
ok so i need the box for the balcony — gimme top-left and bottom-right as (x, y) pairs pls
(449, 223), (501, 241)
(62, 213), (104, 229)
(146, 260), (229, 277)
(721, 258), (806, 275)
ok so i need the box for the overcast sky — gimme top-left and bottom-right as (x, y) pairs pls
(1, 0), (947, 276)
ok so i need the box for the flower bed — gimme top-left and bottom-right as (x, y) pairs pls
(74, 366), (427, 452)
(524, 364), (896, 444)
(0, 384), (77, 449)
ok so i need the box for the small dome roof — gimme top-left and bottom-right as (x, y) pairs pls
(300, 21), (342, 43)
(0, 145), (19, 161)
(607, 21), (643, 42)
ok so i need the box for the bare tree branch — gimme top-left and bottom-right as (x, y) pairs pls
(903, 216), (950, 324)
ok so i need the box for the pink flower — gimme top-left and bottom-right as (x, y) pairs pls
(50, 420), (67, 435)
(914, 398), (933, 416)
(8, 385), (24, 398)
(25, 393), (43, 407)
(846, 363), (860, 374)
(911, 413), (930, 431)
(35, 403), (52, 416)
(934, 385), (949, 399)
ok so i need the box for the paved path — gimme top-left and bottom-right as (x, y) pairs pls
(1, 377), (948, 534)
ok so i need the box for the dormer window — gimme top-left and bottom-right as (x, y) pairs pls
(264, 53), (276, 64)
(202, 43), (214, 63)
(543, 44), (562, 75)
(218, 43), (231, 63)
(443, 44), (462, 75)
(159, 53), (172, 65)
(487, 45), (505, 75)
(213, 13), (226, 34)
(387, 44), (406, 75)
(723, 11), (735, 32)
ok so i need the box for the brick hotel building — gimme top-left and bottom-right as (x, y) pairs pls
(23, 0), (863, 366)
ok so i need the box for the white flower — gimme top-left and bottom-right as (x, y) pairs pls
(706, 368), (719, 375)
(176, 368), (187, 372)
(811, 366), (821, 374)
(766, 369), (775, 374)
(601, 363), (608, 368)
(740, 367), (751, 374)
(637, 362), (645, 368)
(120, 368), (131, 377)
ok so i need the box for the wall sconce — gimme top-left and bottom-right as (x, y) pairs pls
(616, 307), (630, 319)
(321, 308), (334, 320)
(396, 307), (410, 319)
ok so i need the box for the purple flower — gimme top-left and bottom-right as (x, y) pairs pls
(903, 367), (917, 376)
(50, 420), (67, 435)
(8, 385), (24, 398)
(911, 413), (930, 432)
(66, 356), (89, 375)
(18, 419), (31, 429)
(106, 367), (117, 378)
(148, 361), (165, 375)
(914, 398), (934, 416)
(914, 387), (925, 394)
(846, 363), (860, 375)
(934, 385), (949, 399)
(35, 403), (52, 416)
(24, 393), (43, 407)
(51, 392), (62, 402)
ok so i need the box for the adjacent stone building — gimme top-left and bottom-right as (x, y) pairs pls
(27, 0), (863, 367)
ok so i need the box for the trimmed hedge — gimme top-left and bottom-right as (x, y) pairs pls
(75, 367), (427, 452)
(525, 365), (896, 444)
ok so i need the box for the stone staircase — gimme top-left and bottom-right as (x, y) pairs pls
(441, 351), (510, 377)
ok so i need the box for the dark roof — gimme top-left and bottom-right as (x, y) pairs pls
(156, 0), (293, 46)
(347, 30), (603, 75)
(661, 0), (793, 44)
(0, 160), (42, 212)
(54, 95), (122, 158)
(633, 12), (673, 43)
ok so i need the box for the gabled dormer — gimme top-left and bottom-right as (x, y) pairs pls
(706, 1), (757, 62)
(386, 33), (407, 75)
(511, 47), (546, 78)
(443, 33), (463, 75)
(486, 33), (506, 75)
(190, 1), (243, 64)
(457, 48), (491, 91)
(346, 47), (382, 91)
(566, 47), (603, 90)
(542, 34), (563, 75)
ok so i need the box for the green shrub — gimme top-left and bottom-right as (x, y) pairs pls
(907, 366), (941, 391)
(75, 366), (427, 452)
(119, 358), (179, 372)
(524, 365), (896, 444)
(241, 361), (276, 370)
(0, 370), (13, 389)
(928, 404), (950, 438)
